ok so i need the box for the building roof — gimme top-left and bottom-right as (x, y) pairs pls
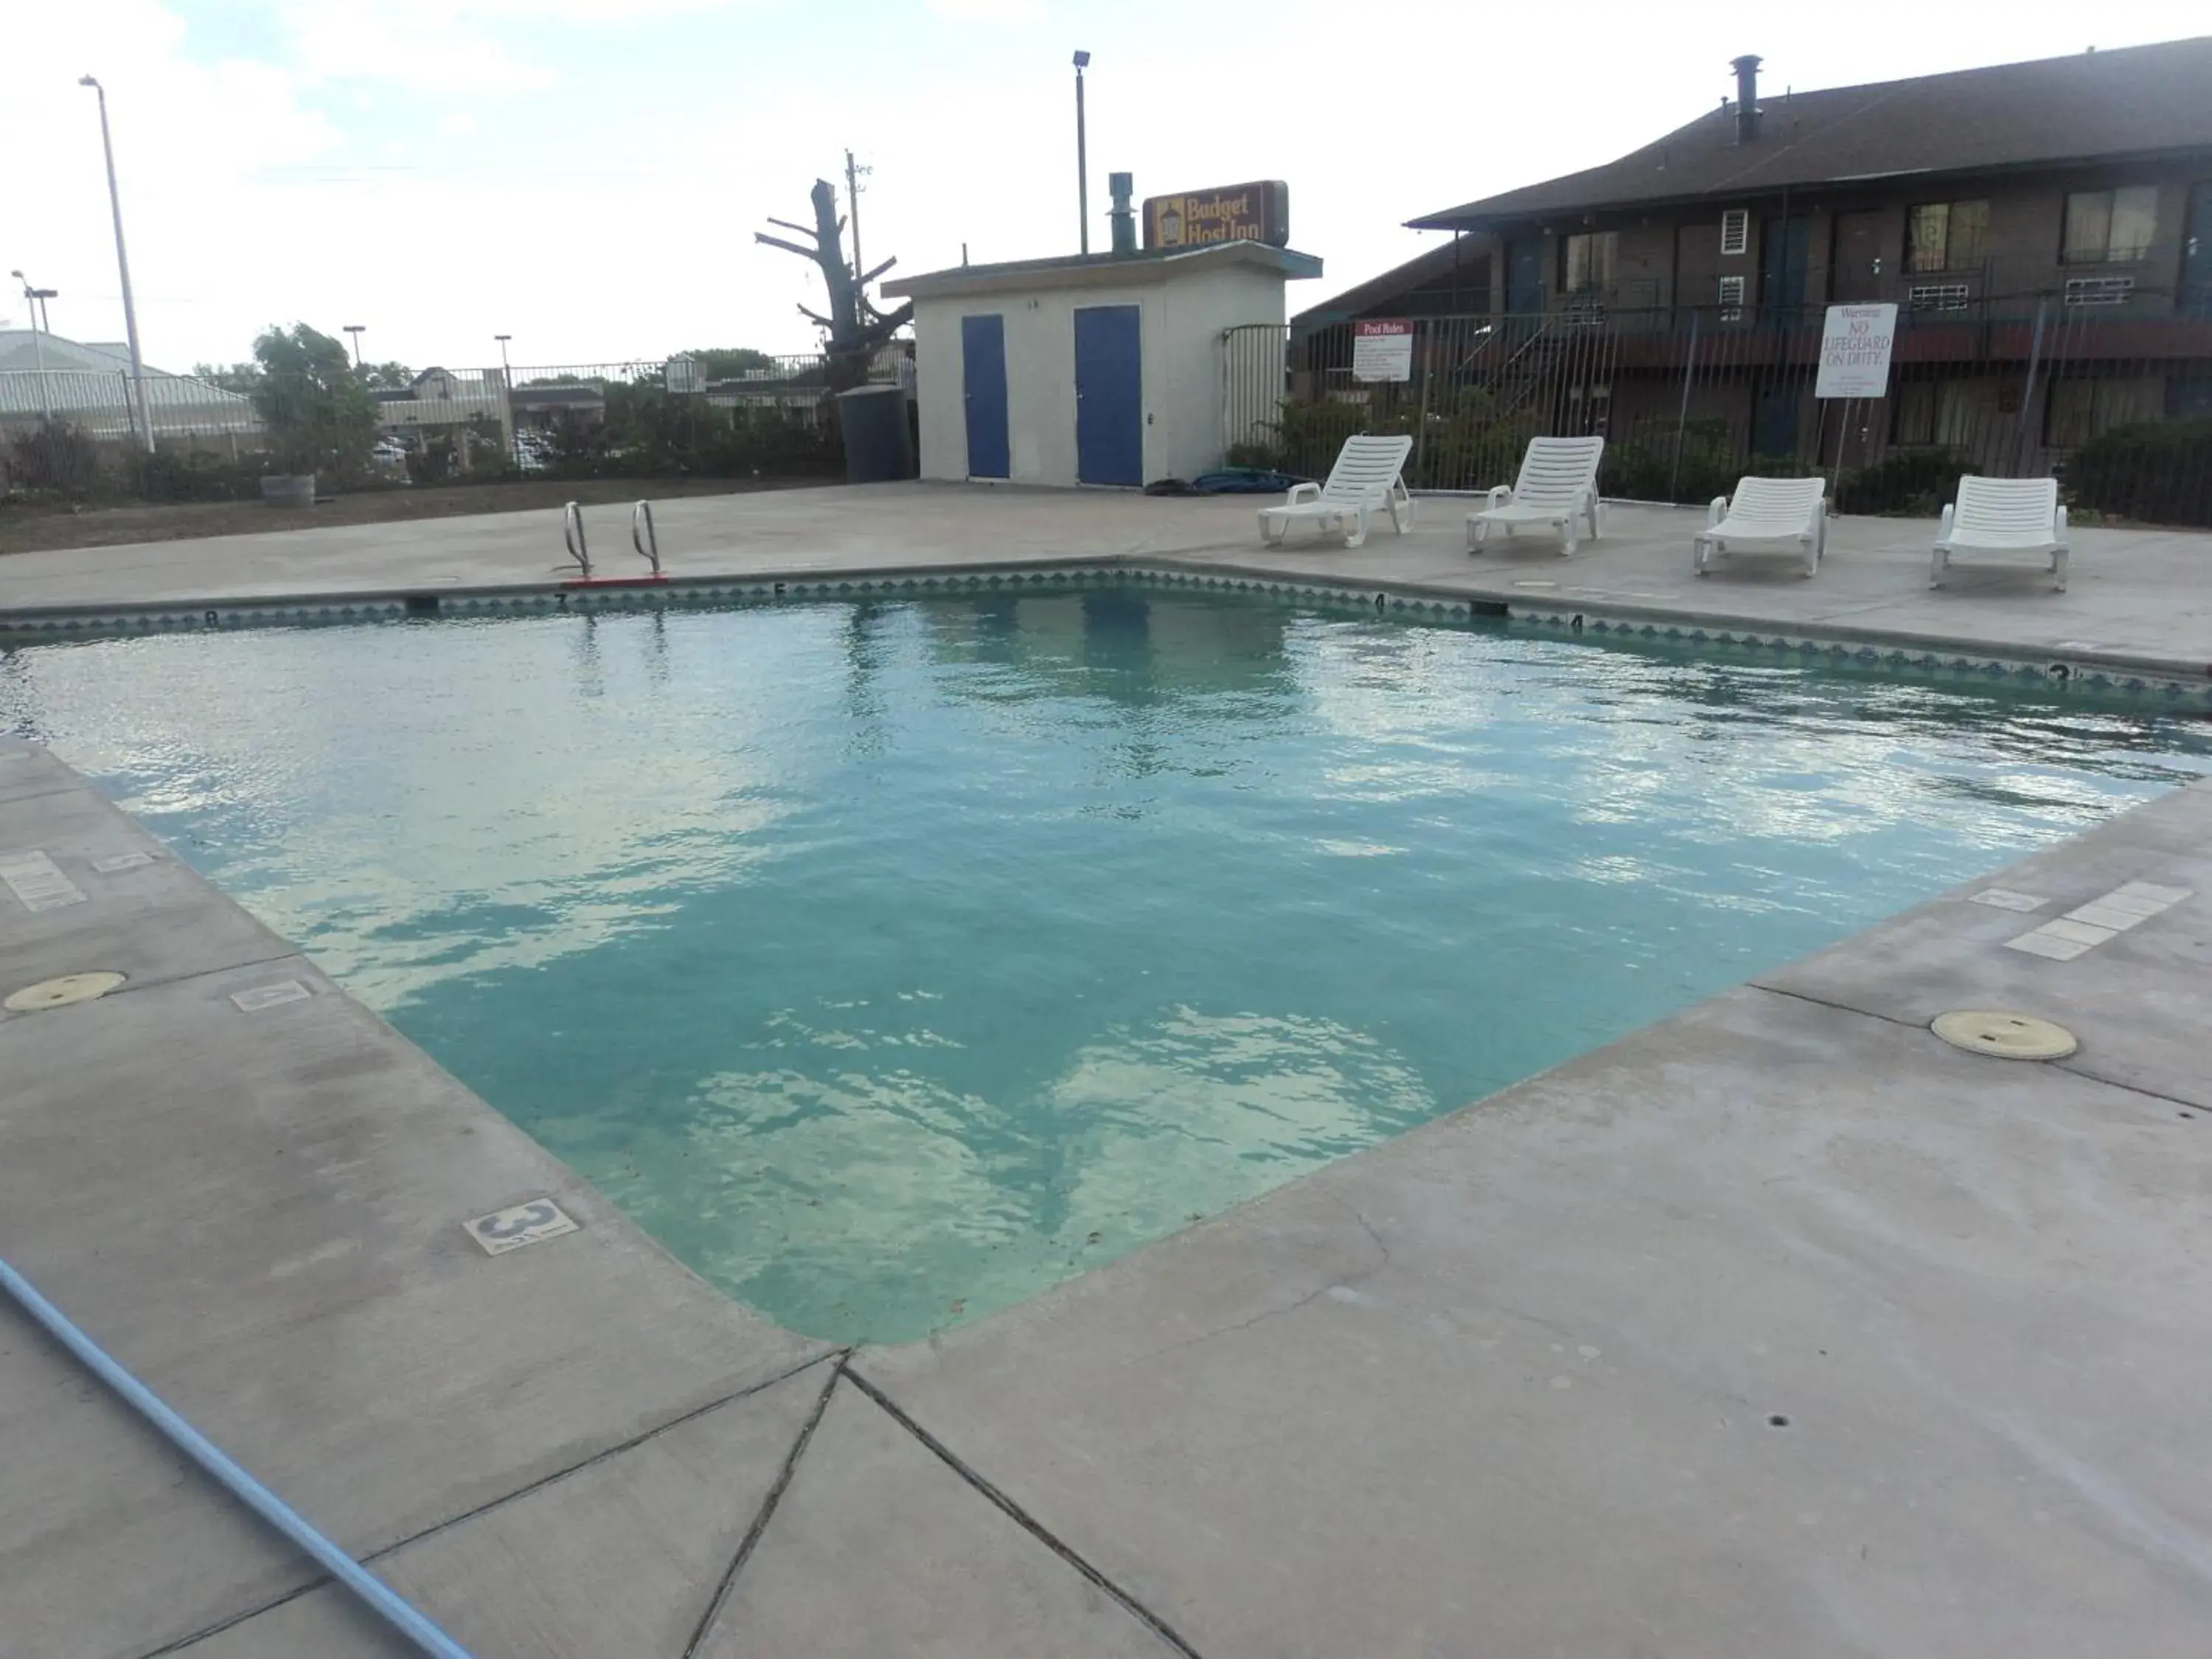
(0, 330), (257, 431)
(1290, 238), (1492, 328)
(885, 239), (1322, 299)
(0, 330), (218, 383)
(1410, 36), (2212, 229)
(510, 383), (607, 408)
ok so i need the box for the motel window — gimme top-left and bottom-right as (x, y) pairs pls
(1716, 274), (1746, 321)
(1891, 381), (1989, 448)
(1906, 201), (1989, 273)
(1719, 209), (1749, 257)
(2045, 377), (2161, 448)
(2062, 187), (2159, 262)
(1561, 231), (1618, 294)
(1893, 383), (1935, 447)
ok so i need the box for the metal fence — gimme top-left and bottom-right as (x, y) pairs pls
(1237, 298), (2212, 526)
(1, 347), (907, 493)
(0, 369), (262, 449)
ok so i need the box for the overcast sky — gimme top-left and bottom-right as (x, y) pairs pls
(4, 2), (2204, 376)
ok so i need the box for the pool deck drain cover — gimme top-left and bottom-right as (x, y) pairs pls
(5, 971), (128, 1012)
(1932, 1009), (2078, 1060)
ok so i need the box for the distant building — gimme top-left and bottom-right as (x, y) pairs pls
(507, 382), (608, 436)
(0, 330), (261, 448)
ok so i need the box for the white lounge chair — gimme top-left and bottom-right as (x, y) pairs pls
(1933, 476), (2068, 591)
(1466, 436), (1606, 555)
(1694, 476), (1828, 577)
(1257, 434), (1416, 549)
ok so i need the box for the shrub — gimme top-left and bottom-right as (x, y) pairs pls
(537, 388), (844, 482)
(406, 437), (461, 487)
(131, 450), (264, 503)
(1599, 420), (1743, 504)
(1267, 399), (1392, 479)
(2062, 418), (2212, 528)
(8, 420), (104, 496)
(1832, 447), (1968, 517)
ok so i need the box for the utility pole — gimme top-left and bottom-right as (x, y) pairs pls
(11, 271), (56, 421)
(844, 150), (872, 292)
(80, 75), (155, 453)
(1072, 52), (1091, 254)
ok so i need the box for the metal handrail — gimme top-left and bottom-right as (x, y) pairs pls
(560, 501), (591, 578)
(630, 501), (661, 574)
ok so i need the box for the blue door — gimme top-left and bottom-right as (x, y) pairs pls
(1753, 381), (1801, 458)
(961, 313), (1009, 479)
(2182, 181), (2212, 315)
(1074, 305), (1143, 487)
(1760, 215), (1811, 317)
(1504, 238), (1543, 315)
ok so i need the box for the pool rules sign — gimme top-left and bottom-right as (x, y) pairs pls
(1815, 303), (1897, 399)
(1352, 319), (1415, 383)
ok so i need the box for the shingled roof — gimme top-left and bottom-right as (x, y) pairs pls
(1409, 36), (2212, 230)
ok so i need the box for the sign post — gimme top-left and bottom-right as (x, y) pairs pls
(1351, 319), (1414, 384)
(1815, 302), (1896, 495)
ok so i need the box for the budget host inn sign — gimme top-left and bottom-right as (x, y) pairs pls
(1143, 181), (1291, 249)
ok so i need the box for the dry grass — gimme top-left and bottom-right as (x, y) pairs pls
(0, 477), (824, 555)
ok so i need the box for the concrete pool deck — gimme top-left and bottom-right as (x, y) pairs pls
(2, 482), (2211, 684)
(4, 486), (2211, 1655)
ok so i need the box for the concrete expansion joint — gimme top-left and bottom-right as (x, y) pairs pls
(1119, 1206), (1396, 1374)
(1752, 980), (2201, 1121)
(680, 1355), (847, 1659)
(3, 945), (303, 1027)
(126, 1348), (846, 1659)
(840, 1366), (1208, 1659)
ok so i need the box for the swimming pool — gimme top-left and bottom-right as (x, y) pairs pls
(7, 590), (2208, 1341)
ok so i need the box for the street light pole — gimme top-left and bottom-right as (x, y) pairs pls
(10, 271), (55, 420)
(344, 325), (366, 369)
(79, 76), (155, 453)
(1073, 51), (1091, 255)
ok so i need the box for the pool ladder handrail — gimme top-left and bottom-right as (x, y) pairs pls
(631, 500), (662, 575)
(560, 501), (591, 579)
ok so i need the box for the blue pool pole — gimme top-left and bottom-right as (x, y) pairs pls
(0, 1253), (478, 1659)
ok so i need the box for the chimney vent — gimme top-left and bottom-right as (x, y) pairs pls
(1731, 55), (1762, 142)
(1107, 172), (1136, 254)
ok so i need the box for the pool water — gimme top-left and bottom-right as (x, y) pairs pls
(7, 592), (2208, 1341)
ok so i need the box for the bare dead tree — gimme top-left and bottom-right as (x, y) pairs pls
(756, 178), (912, 392)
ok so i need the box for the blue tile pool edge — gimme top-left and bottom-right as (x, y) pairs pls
(3, 559), (2208, 709)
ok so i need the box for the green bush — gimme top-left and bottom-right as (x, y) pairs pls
(1832, 447), (1968, 517)
(538, 383), (844, 482)
(1599, 420), (1744, 504)
(2062, 418), (2212, 528)
(1265, 400), (1395, 479)
(1246, 389), (1534, 489)
(131, 450), (265, 503)
(8, 420), (104, 496)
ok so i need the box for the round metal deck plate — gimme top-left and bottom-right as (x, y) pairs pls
(4, 971), (128, 1012)
(1931, 1009), (2078, 1060)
